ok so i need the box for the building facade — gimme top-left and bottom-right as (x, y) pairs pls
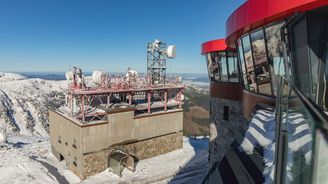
(202, 0), (328, 183)
(50, 108), (183, 180)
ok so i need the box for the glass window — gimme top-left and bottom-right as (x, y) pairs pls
(206, 53), (219, 82)
(242, 35), (257, 92)
(219, 52), (228, 82)
(238, 39), (249, 90)
(251, 29), (272, 95)
(227, 51), (239, 82)
(265, 22), (285, 95)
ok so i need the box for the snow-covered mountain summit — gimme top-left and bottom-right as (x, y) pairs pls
(0, 72), (26, 82)
(0, 73), (67, 136)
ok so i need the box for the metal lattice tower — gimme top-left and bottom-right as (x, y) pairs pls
(147, 40), (168, 85)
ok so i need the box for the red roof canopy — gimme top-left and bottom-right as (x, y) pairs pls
(201, 39), (234, 55)
(225, 0), (328, 48)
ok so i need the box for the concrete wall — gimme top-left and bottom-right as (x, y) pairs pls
(50, 109), (183, 179)
(49, 111), (84, 178)
(209, 97), (248, 166)
(81, 110), (183, 154)
(83, 132), (183, 179)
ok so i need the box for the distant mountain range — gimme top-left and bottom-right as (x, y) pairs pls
(0, 72), (209, 136)
(15, 72), (210, 84)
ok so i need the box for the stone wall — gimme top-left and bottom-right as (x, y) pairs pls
(209, 97), (248, 166)
(82, 131), (183, 179)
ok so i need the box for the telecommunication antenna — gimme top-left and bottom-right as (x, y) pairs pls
(146, 39), (176, 85)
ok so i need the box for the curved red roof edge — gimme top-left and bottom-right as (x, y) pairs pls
(201, 39), (234, 55)
(225, 0), (328, 48)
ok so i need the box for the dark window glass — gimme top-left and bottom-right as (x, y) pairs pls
(323, 19), (328, 111)
(206, 53), (215, 81)
(206, 52), (220, 82)
(227, 51), (239, 82)
(72, 139), (77, 149)
(219, 52), (228, 82)
(242, 35), (257, 92)
(223, 106), (229, 121)
(265, 22), (285, 95)
(73, 156), (77, 167)
(238, 39), (249, 90)
(251, 29), (272, 95)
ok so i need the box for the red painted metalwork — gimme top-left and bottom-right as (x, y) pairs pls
(66, 70), (184, 123)
(226, 0), (328, 47)
(201, 39), (234, 55)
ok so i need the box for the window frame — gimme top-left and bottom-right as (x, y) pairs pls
(249, 27), (274, 96)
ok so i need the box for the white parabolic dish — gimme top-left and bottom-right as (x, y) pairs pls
(92, 70), (106, 85)
(167, 45), (176, 58)
(65, 71), (74, 81)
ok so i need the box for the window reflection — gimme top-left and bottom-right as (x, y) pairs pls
(227, 51), (239, 82)
(238, 39), (249, 90)
(242, 35), (257, 92)
(219, 52), (228, 82)
(251, 29), (272, 95)
(237, 22), (287, 96)
(265, 22), (285, 95)
(206, 53), (219, 81)
(205, 51), (240, 83)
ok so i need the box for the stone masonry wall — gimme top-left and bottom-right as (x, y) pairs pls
(209, 97), (248, 166)
(83, 131), (183, 179)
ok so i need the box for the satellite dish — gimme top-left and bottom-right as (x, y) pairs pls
(167, 45), (176, 58)
(65, 71), (74, 81)
(92, 70), (106, 85)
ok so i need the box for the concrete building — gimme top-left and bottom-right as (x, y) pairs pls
(50, 106), (183, 179)
(50, 41), (184, 180)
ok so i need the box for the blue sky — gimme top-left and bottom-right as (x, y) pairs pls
(0, 0), (245, 73)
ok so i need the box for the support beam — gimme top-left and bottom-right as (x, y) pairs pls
(81, 95), (85, 122)
(178, 90), (182, 109)
(129, 93), (132, 105)
(147, 91), (151, 114)
(164, 90), (167, 111)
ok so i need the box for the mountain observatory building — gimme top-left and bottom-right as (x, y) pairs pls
(49, 40), (184, 179)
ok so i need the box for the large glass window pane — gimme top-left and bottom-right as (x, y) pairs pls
(206, 53), (214, 80)
(323, 46), (328, 111)
(206, 52), (220, 82)
(238, 39), (249, 90)
(265, 22), (285, 95)
(219, 52), (228, 82)
(251, 29), (272, 95)
(227, 51), (239, 82)
(212, 52), (221, 82)
(242, 35), (257, 92)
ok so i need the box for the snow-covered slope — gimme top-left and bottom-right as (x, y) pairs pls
(0, 135), (208, 184)
(0, 72), (26, 82)
(0, 73), (67, 136)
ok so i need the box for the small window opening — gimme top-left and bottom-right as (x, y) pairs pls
(223, 106), (229, 121)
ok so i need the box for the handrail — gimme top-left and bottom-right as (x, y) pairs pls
(281, 76), (328, 133)
(275, 76), (328, 184)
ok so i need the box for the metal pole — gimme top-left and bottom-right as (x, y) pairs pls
(81, 95), (85, 122)
(178, 90), (182, 109)
(164, 90), (167, 111)
(147, 91), (151, 114)
(129, 93), (132, 105)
